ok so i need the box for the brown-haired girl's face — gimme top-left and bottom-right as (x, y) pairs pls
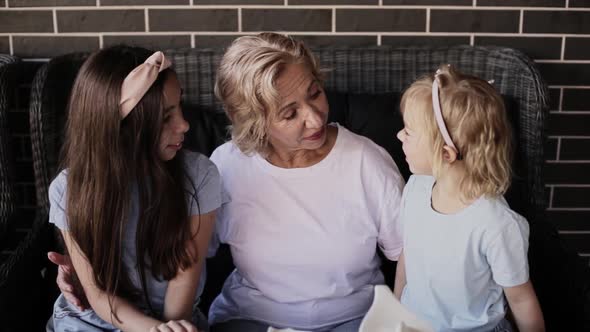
(158, 73), (189, 161)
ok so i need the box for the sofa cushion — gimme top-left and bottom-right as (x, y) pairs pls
(327, 91), (409, 181)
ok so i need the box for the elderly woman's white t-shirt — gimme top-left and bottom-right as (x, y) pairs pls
(208, 123), (405, 330)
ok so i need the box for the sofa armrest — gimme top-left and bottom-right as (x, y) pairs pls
(0, 211), (56, 331)
(527, 213), (590, 331)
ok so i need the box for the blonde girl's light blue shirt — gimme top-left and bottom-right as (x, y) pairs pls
(400, 175), (530, 332)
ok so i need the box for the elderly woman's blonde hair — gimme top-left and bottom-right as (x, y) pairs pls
(400, 64), (513, 200)
(215, 32), (323, 155)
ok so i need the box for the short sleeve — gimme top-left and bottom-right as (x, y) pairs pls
(184, 152), (223, 216)
(486, 215), (530, 287)
(48, 171), (69, 230)
(377, 167), (406, 261)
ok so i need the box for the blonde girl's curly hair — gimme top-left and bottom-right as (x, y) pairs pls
(214, 32), (323, 156)
(400, 64), (513, 200)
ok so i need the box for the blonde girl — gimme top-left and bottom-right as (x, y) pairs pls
(394, 65), (544, 332)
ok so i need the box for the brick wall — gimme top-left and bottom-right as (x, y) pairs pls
(1, 0), (589, 264)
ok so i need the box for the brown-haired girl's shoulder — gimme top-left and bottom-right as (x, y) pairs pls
(48, 169), (69, 230)
(182, 150), (220, 183)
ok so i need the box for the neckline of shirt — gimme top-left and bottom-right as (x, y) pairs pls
(425, 176), (486, 219)
(253, 122), (343, 177)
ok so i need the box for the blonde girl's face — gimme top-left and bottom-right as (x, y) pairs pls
(159, 73), (189, 161)
(396, 109), (432, 175)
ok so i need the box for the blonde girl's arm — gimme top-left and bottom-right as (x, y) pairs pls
(504, 280), (545, 332)
(163, 210), (217, 321)
(61, 230), (164, 332)
(393, 250), (406, 299)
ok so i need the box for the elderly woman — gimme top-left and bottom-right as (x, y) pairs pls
(206, 33), (404, 332)
(49, 33), (405, 332)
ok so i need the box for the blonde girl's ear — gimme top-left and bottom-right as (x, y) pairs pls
(442, 145), (459, 164)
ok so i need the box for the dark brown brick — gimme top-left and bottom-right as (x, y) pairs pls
(565, 37), (590, 60)
(544, 188), (554, 207)
(295, 35), (377, 47)
(474, 36), (561, 60)
(194, 35), (243, 48)
(103, 35), (191, 50)
(384, 0), (470, 4)
(538, 63), (590, 86)
(477, 0), (564, 6)
(431, 10), (519, 33)
(57, 10), (144, 32)
(547, 113), (590, 136)
(13, 36), (99, 58)
(569, 0), (590, 7)
(290, 0), (376, 4)
(0, 37), (9, 54)
(0, 10), (53, 33)
(150, 9), (237, 32)
(546, 210), (590, 231)
(244, 9), (331, 32)
(553, 187), (590, 207)
(545, 138), (558, 160)
(195, 0), (282, 3)
(548, 88), (561, 111)
(524, 10), (590, 34)
(562, 89), (590, 111)
(336, 9), (425, 32)
(101, 0), (187, 4)
(559, 233), (590, 254)
(383, 36), (469, 47)
(561, 139), (590, 160)
(8, 0), (95, 6)
(545, 162), (590, 184)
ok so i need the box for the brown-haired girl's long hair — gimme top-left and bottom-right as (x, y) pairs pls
(61, 45), (198, 319)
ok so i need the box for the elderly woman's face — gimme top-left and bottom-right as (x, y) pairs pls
(267, 63), (329, 155)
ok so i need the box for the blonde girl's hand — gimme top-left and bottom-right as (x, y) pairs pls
(149, 320), (199, 332)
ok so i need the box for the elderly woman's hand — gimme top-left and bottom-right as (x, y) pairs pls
(47, 251), (89, 311)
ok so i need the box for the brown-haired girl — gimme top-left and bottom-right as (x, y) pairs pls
(394, 65), (545, 332)
(47, 45), (221, 332)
